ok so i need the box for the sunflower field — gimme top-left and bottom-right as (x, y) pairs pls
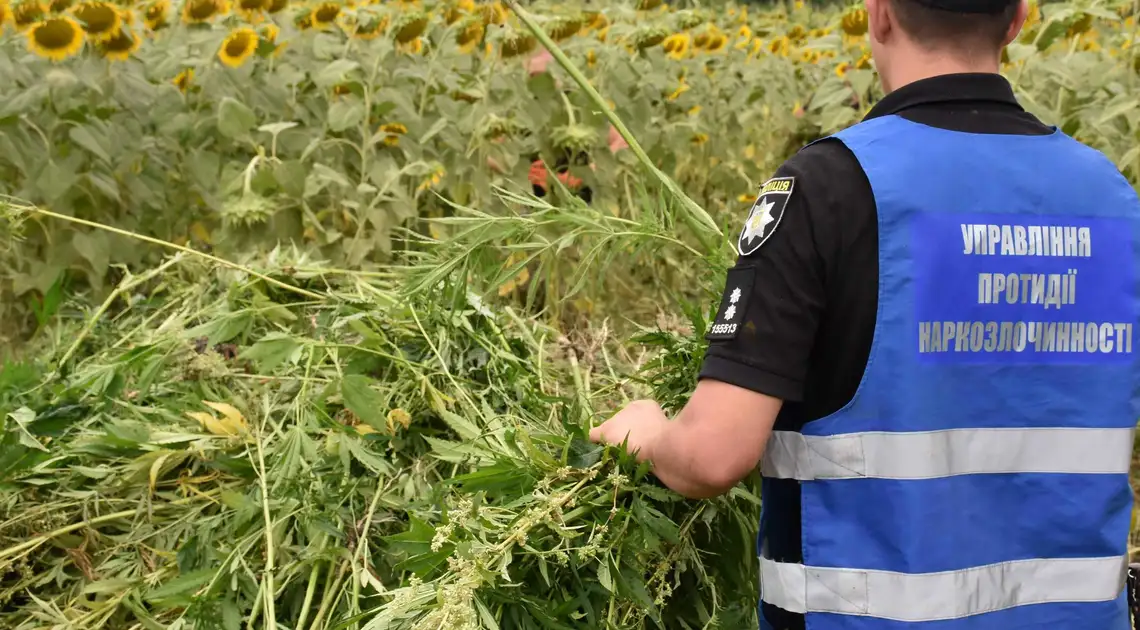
(4, 0), (1140, 628)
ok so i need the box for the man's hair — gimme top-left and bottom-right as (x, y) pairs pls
(890, 0), (1019, 51)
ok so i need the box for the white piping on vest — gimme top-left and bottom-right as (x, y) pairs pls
(761, 427), (1135, 480)
(759, 555), (1128, 621)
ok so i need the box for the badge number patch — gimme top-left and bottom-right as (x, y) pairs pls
(706, 267), (756, 341)
(738, 177), (795, 257)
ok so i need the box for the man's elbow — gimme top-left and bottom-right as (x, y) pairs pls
(675, 482), (734, 501)
(679, 457), (755, 500)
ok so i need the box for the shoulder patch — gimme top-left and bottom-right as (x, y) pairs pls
(737, 177), (795, 257)
(705, 267), (756, 341)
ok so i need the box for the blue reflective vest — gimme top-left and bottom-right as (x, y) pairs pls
(758, 113), (1140, 630)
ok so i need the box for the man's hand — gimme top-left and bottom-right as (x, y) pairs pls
(588, 400), (668, 462)
(588, 381), (783, 500)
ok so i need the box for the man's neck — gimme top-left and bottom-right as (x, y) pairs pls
(883, 53), (1001, 94)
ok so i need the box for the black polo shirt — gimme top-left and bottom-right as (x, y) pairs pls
(697, 73), (1054, 629)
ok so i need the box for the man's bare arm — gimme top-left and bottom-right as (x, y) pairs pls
(591, 380), (782, 499)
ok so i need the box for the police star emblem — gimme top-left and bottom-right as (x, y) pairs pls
(737, 176), (795, 256)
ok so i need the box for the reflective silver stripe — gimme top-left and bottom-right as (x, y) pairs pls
(759, 555), (1128, 621)
(761, 427), (1134, 481)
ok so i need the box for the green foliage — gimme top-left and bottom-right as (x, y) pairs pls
(630, 298), (717, 415)
(6, 0), (1140, 627)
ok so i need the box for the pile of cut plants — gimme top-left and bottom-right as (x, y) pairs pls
(0, 232), (761, 629)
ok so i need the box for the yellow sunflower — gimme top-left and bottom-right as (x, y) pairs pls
(768, 35), (790, 56)
(182, 0), (223, 23)
(14, 1), (47, 30)
(748, 38), (765, 58)
(266, 0), (284, 12)
(235, 0), (267, 21)
(0, 2), (11, 28)
(48, 0), (73, 12)
(393, 12), (427, 43)
(662, 32), (689, 59)
(1078, 31), (1100, 52)
(666, 80), (688, 101)
(309, 1), (337, 28)
(399, 36), (424, 54)
(172, 67), (193, 92)
(72, 1), (119, 41)
(218, 26), (257, 67)
(259, 21), (276, 43)
(546, 15), (580, 42)
(26, 14), (82, 59)
(142, 0), (167, 29)
(583, 10), (606, 31)
(455, 17), (483, 52)
(450, 88), (480, 103)
(835, 61), (850, 78)
(478, 1), (505, 26)
(378, 122), (407, 146)
(1067, 13), (1093, 37)
(1025, 1), (1040, 29)
(703, 32), (727, 53)
(348, 14), (386, 39)
(97, 24), (139, 59)
(497, 252), (530, 296)
(841, 8), (868, 37)
(499, 31), (534, 58)
(443, 0), (471, 24)
(691, 132), (709, 145)
(416, 163), (445, 192)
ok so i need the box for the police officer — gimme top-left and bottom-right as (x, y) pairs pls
(590, 0), (1140, 628)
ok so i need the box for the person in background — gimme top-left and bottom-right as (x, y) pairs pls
(524, 49), (630, 204)
(589, 0), (1140, 628)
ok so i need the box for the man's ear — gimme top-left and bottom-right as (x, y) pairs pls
(867, 0), (892, 44)
(1002, 0), (1029, 47)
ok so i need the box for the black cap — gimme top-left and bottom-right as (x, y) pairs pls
(908, 0), (1018, 13)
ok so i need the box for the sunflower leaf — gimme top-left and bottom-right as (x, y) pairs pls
(217, 97), (257, 139)
(68, 124), (112, 165)
(328, 98), (365, 132)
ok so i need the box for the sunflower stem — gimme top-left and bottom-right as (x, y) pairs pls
(251, 395), (278, 630)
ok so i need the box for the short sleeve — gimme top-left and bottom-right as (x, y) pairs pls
(698, 140), (863, 402)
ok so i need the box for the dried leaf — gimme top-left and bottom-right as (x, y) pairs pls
(186, 411), (240, 437)
(201, 401), (249, 435)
